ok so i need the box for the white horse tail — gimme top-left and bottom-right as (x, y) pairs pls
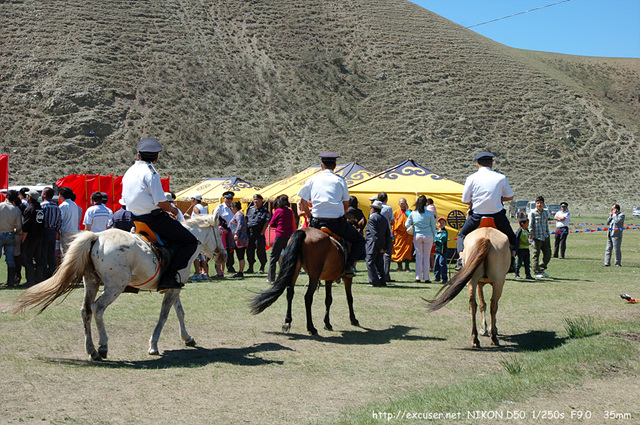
(13, 231), (99, 315)
(425, 236), (492, 312)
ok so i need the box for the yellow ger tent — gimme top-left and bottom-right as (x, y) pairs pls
(247, 162), (374, 203)
(174, 177), (261, 215)
(348, 159), (467, 249)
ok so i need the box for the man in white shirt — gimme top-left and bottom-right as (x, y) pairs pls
(457, 152), (517, 268)
(553, 202), (570, 259)
(58, 187), (80, 259)
(297, 152), (365, 277)
(83, 191), (113, 233)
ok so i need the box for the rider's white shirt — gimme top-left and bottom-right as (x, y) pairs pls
(297, 169), (349, 219)
(122, 161), (167, 216)
(461, 166), (513, 215)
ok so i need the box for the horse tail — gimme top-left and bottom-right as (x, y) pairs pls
(13, 231), (98, 315)
(250, 229), (306, 315)
(425, 236), (491, 312)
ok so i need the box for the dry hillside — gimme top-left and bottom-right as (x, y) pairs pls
(1, 0), (639, 214)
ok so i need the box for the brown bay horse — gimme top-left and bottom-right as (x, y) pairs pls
(426, 223), (510, 348)
(250, 227), (359, 335)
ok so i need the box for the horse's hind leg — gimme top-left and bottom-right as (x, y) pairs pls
(477, 283), (489, 337)
(323, 281), (333, 331)
(304, 276), (320, 335)
(81, 275), (100, 360)
(173, 295), (195, 347)
(149, 289), (180, 355)
(469, 282), (480, 348)
(343, 277), (359, 326)
(283, 264), (301, 333)
(489, 281), (504, 346)
(92, 278), (126, 360)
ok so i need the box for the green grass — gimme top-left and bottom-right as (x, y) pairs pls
(1, 219), (639, 424)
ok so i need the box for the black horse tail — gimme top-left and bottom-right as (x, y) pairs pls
(250, 229), (306, 315)
(425, 237), (491, 312)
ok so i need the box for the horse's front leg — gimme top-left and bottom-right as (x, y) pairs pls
(304, 278), (319, 335)
(468, 283), (480, 348)
(173, 295), (195, 347)
(92, 280), (125, 360)
(81, 276), (100, 360)
(149, 289), (180, 355)
(323, 281), (333, 331)
(343, 277), (359, 326)
(477, 283), (489, 337)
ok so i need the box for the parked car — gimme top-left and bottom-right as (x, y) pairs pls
(547, 204), (562, 217)
(510, 199), (529, 218)
(633, 206), (640, 218)
(525, 201), (549, 217)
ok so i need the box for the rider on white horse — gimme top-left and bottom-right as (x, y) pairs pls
(122, 138), (198, 291)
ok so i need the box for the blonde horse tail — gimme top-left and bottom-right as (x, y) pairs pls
(13, 232), (98, 315)
(425, 237), (491, 312)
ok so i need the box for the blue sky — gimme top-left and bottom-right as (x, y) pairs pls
(409, 0), (640, 58)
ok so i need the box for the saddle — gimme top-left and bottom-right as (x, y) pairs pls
(320, 227), (349, 270)
(478, 216), (497, 229)
(126, 221), (175, 293)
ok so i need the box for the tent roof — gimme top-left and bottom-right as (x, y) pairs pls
(175, 177), (261, 204)
(348, 159), (463, 195)
(249, 162), (373, 202)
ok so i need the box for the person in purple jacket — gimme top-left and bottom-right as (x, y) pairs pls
(267, 194), (295, 283)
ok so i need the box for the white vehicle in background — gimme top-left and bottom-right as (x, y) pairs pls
(633, 205), (640, 218)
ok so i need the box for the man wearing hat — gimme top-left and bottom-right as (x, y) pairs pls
(365, 200), (392, 287)
(297, 152), (365, 277)
(457, 152), (517, 268)
(212, 191), (236, 274)
(553, 202), (570, 259)
(245, 194), (270, 274)
(109, 199), (134, 232)
(122, 138), (198, 291)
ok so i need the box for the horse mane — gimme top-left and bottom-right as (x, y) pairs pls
(185, 213), (218, 228)
(425, 236), (491, 312)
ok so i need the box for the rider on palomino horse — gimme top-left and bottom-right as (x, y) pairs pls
(122, 138), (198, 291)
(297, 152), (365, 278)
(456, 152), (518, 271)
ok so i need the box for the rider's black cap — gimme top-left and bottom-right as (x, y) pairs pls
(319, 152), (339, 164)
(137, 138), (163, 153)
(474, 152), (495, 161)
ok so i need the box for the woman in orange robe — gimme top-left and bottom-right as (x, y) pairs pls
(391, 198), (413, 271)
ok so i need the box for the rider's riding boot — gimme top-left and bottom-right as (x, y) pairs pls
(343, 264), (356, 278)
(158, 273), (184, 291)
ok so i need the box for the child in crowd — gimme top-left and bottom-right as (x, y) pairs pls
(433, 217), (448, 283)
(515, 218), (533, 279)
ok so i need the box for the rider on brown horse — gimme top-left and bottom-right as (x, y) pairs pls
(297, 152), (365, 278)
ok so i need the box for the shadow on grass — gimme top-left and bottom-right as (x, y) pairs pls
(41, 342), (291, 369)
(265, 324), (444, 345)
(501, 330), (567, 351)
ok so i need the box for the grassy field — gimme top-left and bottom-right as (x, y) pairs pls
(1, 218), (639, 424)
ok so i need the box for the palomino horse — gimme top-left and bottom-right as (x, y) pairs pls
(426, 223), (510, 348)
(14, 214), (226, 360)
(250, 227), (359, 335)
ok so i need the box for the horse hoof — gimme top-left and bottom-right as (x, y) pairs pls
(481, 330), (489, 337)
(282, 323), (291, 333)
(98, 347), (108, 359)
(472, 339), (481, 348)
(491, 338), (500, 346)
(351, 319), (360, 327)
(185, 338), (196, 347)
(90, 351), (102, 361)
(324, 324), (333, 331)
(148, 348), (160, 356)
(308, 328), (318, 336)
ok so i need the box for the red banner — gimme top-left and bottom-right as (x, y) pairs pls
(56, 174), (170, 229)
(0, 155), (8, 190)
